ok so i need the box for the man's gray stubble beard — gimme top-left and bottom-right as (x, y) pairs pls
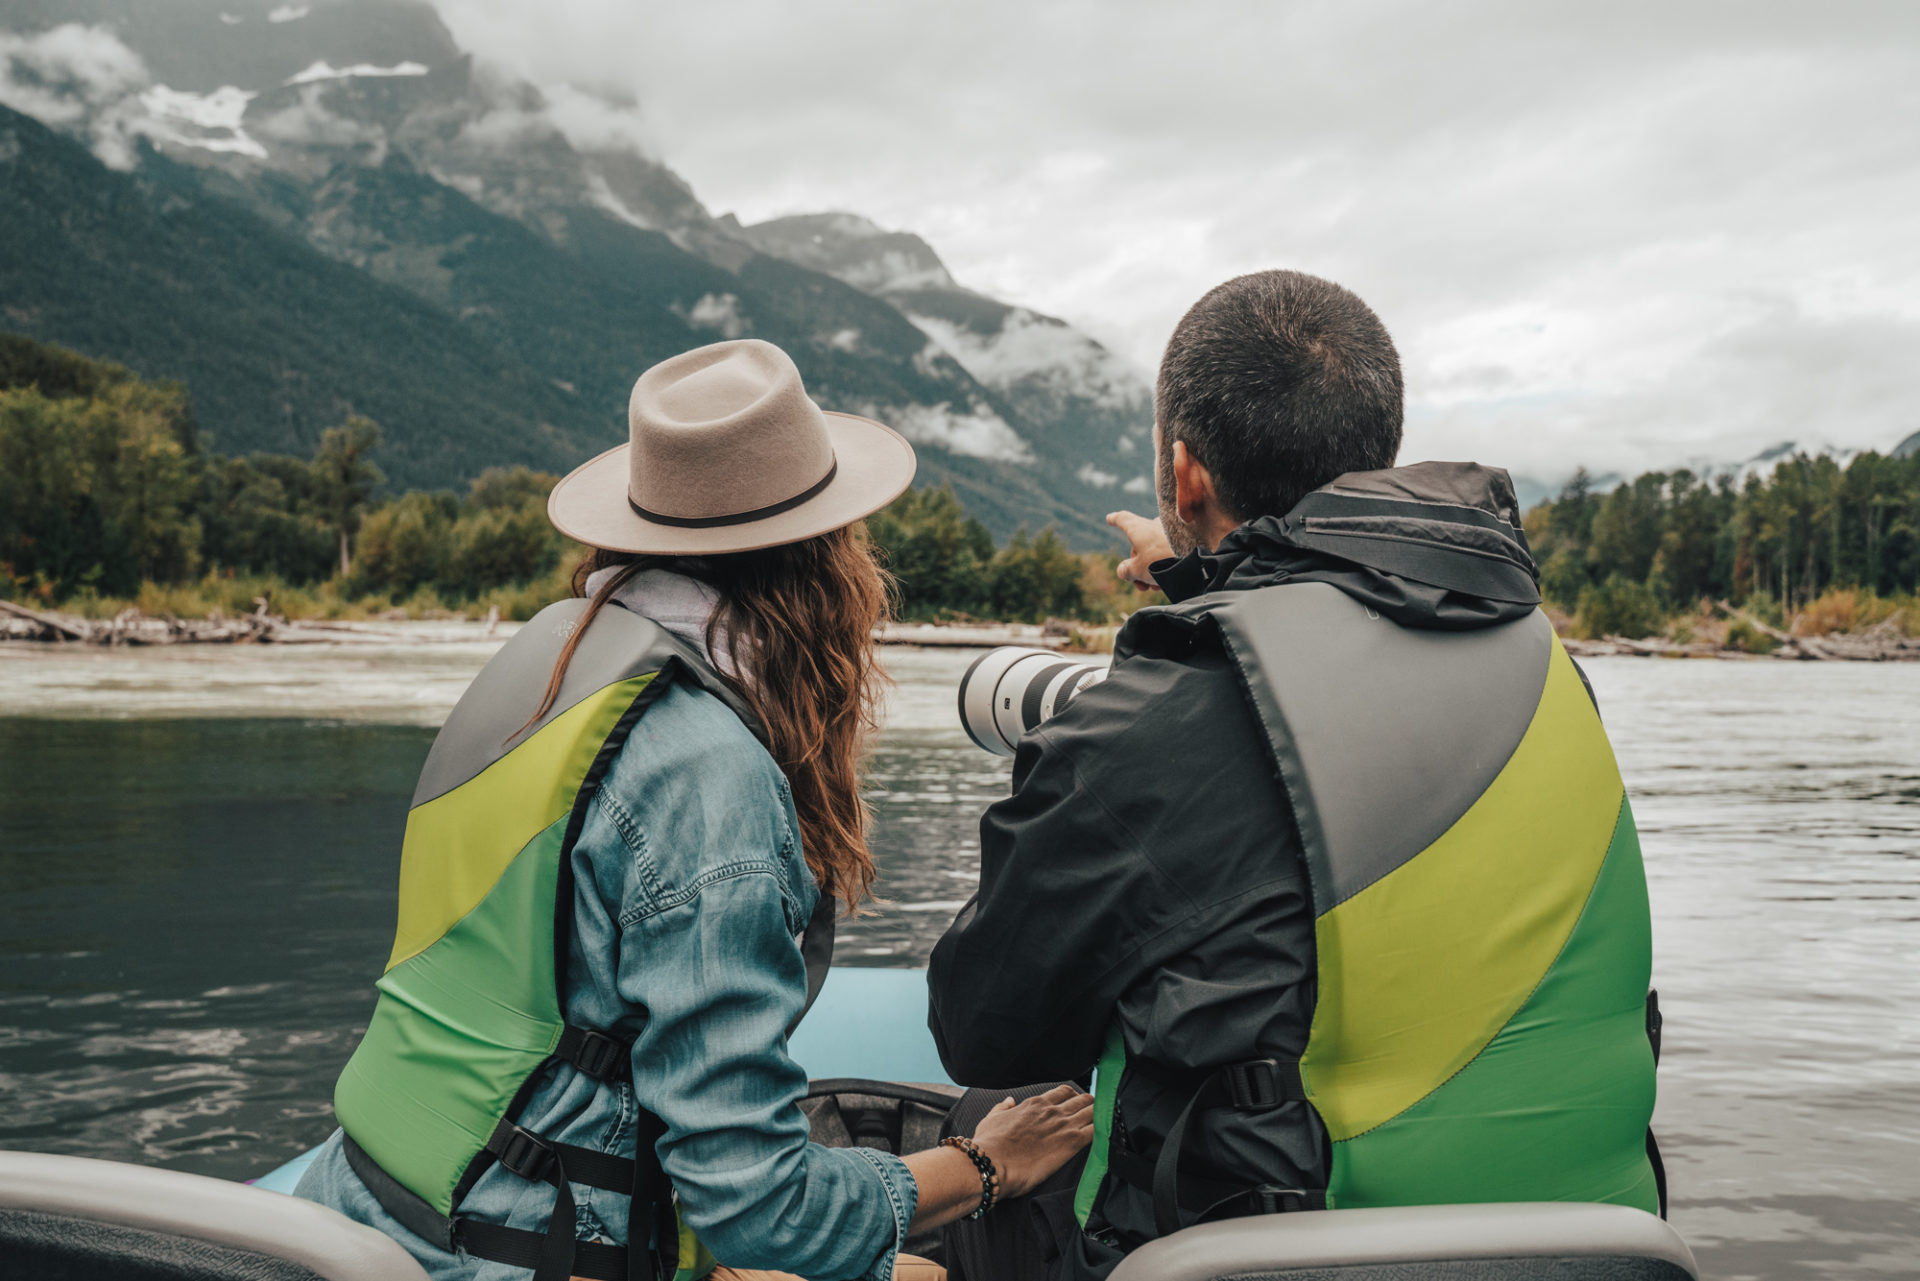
(1157, 467), (1198, 558)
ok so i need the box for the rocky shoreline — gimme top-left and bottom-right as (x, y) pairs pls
(2, 600), (1085, 653)
(1560, 601), (1920, 662)
(9, 598), (1915, 661)
(0, 599), (505, 647)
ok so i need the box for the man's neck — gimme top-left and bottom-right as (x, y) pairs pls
(1196, 511), (1245, 554)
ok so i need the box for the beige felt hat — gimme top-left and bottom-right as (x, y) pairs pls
(548, 339), (916, 554)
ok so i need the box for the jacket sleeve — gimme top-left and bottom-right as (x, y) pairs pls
(927, 673), (1216, 1088)
(621, 872), (915, 1281)
(601, 692), (916, 1281)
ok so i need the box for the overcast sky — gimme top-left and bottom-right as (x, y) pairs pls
(428, 1), (1919, 479)
(11, 1), (1911, 479)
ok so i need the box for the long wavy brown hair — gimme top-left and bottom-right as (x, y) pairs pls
(527, 526), (893, 913)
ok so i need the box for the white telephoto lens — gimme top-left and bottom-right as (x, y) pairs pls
(957, 646), (1110, 756)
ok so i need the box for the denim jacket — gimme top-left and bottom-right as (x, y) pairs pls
(299, 678), (917, 1281)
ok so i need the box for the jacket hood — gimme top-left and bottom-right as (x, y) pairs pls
(1157, 461), (1540, 630)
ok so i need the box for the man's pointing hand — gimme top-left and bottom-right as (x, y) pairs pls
(1106, 510), (1174, 591)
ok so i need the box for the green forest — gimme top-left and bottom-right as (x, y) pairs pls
(7, 333), (1920, 639)
(0, 336), (1129, 626)
(1528, 453), (1920, 642)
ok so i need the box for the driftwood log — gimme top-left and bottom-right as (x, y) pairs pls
(9, 597), (1918, 659)
(0, 598), (91, 641)
(0, 599), (478, 646)
(1712, 599), (1920, 661)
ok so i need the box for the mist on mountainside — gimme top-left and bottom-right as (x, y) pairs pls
(0, 0), (1153, 545)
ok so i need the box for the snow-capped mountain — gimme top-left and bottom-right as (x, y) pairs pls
(1693, 440), (1859, 488)
(733, 213), (1155, 494)
(0, 0), (1152, 543)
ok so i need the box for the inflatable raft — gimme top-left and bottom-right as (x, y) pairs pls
(0, 967), (1699, 1280)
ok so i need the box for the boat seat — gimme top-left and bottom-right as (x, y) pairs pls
(1108, 1202), (1698, 1281)
(802, 1077), (962, 1158)
(0, 1150), (429, 1281)
(803, 1077), (965, 1264)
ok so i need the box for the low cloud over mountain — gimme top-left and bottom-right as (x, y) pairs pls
(0, 0), (1156, 543)
(424, 0), (1920, 482)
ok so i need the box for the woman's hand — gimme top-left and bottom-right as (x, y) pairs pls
(1106, 510), (1174, 591)
(902, 1085), (1095, 1233)
(970, 1083), (1096, 1199)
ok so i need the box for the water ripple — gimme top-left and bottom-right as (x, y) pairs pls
(2, 647), (1917, 1278)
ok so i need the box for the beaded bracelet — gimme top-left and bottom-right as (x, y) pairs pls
(940, 1135), (1001, 1219)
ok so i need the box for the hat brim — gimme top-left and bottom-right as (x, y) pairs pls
(547, 412), (917, 555)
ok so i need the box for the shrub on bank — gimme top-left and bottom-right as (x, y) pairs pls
(1790, 587), (1911, 637)
(1724, 619), (1779, 654)
(1573, 574), (1667, 640)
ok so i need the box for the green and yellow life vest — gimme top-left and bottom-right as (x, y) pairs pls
(332, 598), (826, 1281)
(1079, 582), (1660, 1234)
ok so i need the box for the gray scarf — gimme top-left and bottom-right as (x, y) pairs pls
(582, 565), (736, 676)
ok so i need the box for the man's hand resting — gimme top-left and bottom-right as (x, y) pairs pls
(1106, 510), (1175, 591)
(971, 1084), (1095, 1199)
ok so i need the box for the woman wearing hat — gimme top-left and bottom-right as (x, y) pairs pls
(296, 340), (1092, 1281)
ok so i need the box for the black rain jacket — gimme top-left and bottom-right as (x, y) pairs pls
(926, 462), (1544, 1261)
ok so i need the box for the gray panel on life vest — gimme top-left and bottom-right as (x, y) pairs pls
(411, 599), (752, 808)
(1208, 582), (1551, 915)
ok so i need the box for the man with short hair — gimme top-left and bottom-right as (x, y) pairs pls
(928, 270), (1661, 1279)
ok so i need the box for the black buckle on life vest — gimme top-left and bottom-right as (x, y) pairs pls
(1245, 1185), (1324, 1215)
(1221, 1059), (1302, 1110)
(568, 1028), (627, 1082)
(495, 1125), (558, 1183)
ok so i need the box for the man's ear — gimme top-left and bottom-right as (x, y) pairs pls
(1171, 440), (1217, 529)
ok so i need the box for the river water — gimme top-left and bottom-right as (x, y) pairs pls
(1, 635), (1916, 1279)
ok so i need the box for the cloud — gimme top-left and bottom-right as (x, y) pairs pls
(874, 401), (1034, 463)
(910, 340), (958, 383)
(539, 83), (659, 157)
(681, 292), (747, 338)
(268, 5), (311, 22)
(909, 307), (1148, 410)
(1122, 475), (1151, 494)
(1413, 301), (1920, 479)
(434, 0), (1920, 476)
(1075, 463), (1119, 488)
(583, 168), (652, 228)
(251, 84), (388, 159)
(843, 249), (952, 293)
(0, 24), (268, 166)
(0, 23), (149, 167)
(453, 103), (552, 149)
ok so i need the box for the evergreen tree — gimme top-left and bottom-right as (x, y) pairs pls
(310, 417), (385, 577)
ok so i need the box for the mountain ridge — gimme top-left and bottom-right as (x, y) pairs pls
(0, 0), (1154, 545)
